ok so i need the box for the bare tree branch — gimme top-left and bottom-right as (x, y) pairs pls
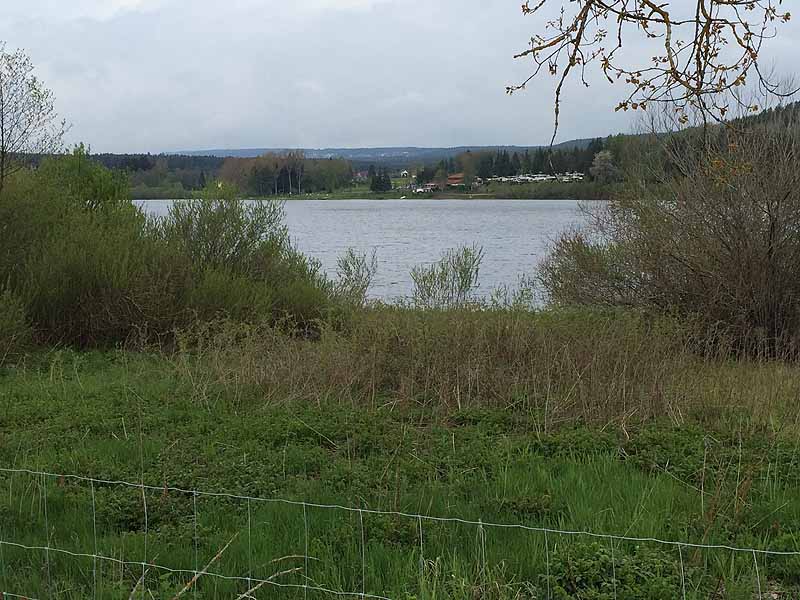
(509, 1), (796, 140)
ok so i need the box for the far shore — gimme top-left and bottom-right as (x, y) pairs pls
(133, 184), (613, 203)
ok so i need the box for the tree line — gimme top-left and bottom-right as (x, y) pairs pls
(90, 152), (356, 197)
(411, 137), (624, 187)
(219, 153), (354, 196)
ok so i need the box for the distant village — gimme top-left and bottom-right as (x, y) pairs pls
(352, 144), (611, 194)
(354, 168), (587, 194)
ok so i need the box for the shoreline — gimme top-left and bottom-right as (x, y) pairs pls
(131, 182), (613, 202)
(134, 192), (609, 202)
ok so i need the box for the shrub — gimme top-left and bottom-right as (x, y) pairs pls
(0, 148), (176, 346)
(159, 187), (335, 329)
(0, 146), (130, 288)
(19, 209), (188, 346)
(335, 248), (378, 306)
(411, 244), (483, 308)
(0, 158), (336, 347)
(0, 288), (32, 366)
(540, 117), (800, 357)
(35, 144), (130, 211)
(160, 182), (287, 272)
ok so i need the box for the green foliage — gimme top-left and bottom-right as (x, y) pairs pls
(129, 182), (194, 200)
(19, 206), (179, 345)
(545, 543), (682, 599)
(158, 184), (334, 327)
(0, 145), (133, 286)
(411, 244), (484, 308)
(370, 167), (393, 192)
(486, 180), (610, 200)
(218, 153), (354, 197)
(0, 147), (176, 346)
(183, 267), (275, 322)
(539, 231), (637, 307)
(160, 185), (286, 271)
(335, 248), (378, 306)
(0, 154), (336, 346)
(35, 144), (130, 210)
(456, 140), (610, 180)
(0, 287), (31, 366)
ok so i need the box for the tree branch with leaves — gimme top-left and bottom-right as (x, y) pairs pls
(0, 42), (67, 193)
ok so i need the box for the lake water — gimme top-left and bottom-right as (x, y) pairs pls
(136, 199), (588, 300)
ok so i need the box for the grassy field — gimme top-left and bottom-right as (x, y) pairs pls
(2, 308), (800, 599)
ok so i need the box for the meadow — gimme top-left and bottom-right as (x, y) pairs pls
(2, 309), (800, 599)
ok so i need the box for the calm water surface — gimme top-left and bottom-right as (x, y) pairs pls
(137, 199), (588, 300)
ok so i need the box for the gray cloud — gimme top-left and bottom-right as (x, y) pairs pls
(1, 0), (797, 153)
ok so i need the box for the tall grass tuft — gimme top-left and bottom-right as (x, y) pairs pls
(0, 287), (32, 366)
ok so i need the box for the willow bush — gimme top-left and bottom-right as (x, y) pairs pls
(0, 151), (339, 347)
(540, 113), (800, 357)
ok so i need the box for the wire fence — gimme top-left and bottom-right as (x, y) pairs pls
(1, 466), (799, 599)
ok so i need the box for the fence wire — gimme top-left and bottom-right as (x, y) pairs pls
(1, 466), (799, 600)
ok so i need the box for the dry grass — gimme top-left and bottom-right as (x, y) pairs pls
(170, 307), (800, 432)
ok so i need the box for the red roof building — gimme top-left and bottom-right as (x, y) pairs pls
(447, 173), (465, 186)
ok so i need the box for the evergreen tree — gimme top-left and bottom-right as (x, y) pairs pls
(370, 167), (393, 192)
(476, 153), (494, 180)
(511, 152), (522, 175)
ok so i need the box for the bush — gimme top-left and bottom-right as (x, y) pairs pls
(0, 157), (337, 347)
(19, 208), (187, 346)
(0, 288), (32, 366)
(159, 181), (286, 272)
(0, 149), (175, 346)
(335, 248), (378, 306)
(0, 147), (131, 287)
(411, 244), (483, 308)
(159, 185), (335, 329)
(540, 117), (800, 357)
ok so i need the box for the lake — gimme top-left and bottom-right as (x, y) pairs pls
(136, 199), (588, 300)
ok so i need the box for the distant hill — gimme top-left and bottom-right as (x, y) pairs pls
(171, 141), (596, 169)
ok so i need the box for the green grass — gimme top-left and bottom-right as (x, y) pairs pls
(1, 350), (799, 599)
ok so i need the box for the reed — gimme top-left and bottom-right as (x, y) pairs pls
(170, 307), (800, 432)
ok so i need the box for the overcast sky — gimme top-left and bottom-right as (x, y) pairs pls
(1, 0), (798, 153)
